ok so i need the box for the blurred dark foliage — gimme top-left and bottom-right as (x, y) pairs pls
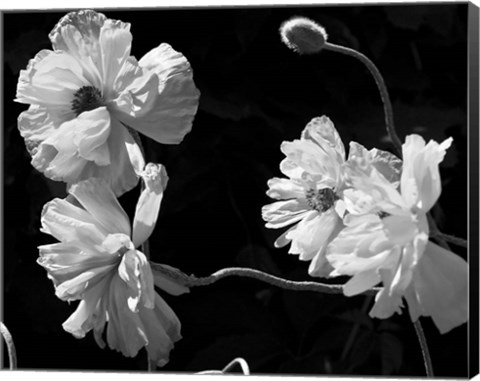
(2, 3), (468, 377)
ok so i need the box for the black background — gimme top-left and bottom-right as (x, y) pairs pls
(2, 3), (469, 377)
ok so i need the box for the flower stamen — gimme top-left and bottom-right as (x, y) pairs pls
(305, 188), (338, 213)
(71, 86), (104, 116)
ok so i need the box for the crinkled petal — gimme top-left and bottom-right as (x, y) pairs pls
(266, 177), (305, 200)
(105, 274), (148, 358)
(72, 117), (139, 196)
(281, 139), (334, 179)
(343, 269), (381, 296)
(115, 43), (200, 144)
(405, 242), (468, 334)
(62, 276), (109, 338)
(31, 108), (112, 184)
(344, 158), (407, 215)
(382, 214), (418, 246)
(327, 214), (390, 262)
(45, 150), (89, 183)
(273, 224), (297, 248)
(18, 105), (65, 157)
(118, 250), (155, 312)
(279, 158), (307, 180)
(342, 188), (379, 215)
(307, 213), (344, 277)
(302, 115), (346, 165)
(69, 178), (131, 237)
(17, 106), (82, 177)
(347, 141), (402, 185)
(40, 197), (107, 246)
(101, 233), (133, 254)
(369, 268), (404, 319)
(328, 249), (397, 277)
(50, 9), (106, 57)
(112, 57), (159, 119)
(105, 276), (181, 366)
(389, 229), (428, 294)
(72, 107), (111, 165)
(400, 134), (452, 212)
(98, 18), (132, 98)
(286, 210), (340, 271)
(141, 293), (182, 367)
(262, 199), (310, 229)
(132, 164), (168, 247)
(49, 10), (106, 89)
(38, 242), (118, 287)
(16, 49), (88, 108)
(55, 264), (116, 300)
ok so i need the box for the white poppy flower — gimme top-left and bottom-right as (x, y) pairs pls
(16, 9), (200, 196)
(327, 134), (468, 334)
(262, 116), (400, 277)
(37, 172), (188, 365)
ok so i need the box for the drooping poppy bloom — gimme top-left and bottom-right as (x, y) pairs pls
(16, 9), (200, 196)
(262, 116), (401, 277)
(37, 168), (188, 365)
(327, 134), (468, 334)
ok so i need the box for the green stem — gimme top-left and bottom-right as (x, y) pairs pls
(1, 322), (17, 370)
(150, 262), (381, 296)
(324, 42), (402, 156)
(413, 319), (434, 378)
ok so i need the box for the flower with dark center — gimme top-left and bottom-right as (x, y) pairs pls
(16, 9), (200, 196)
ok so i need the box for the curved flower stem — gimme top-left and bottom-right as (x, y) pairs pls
(324, 42), (403, 156)
(1, 322), (17, 370)
(133, 133), (156, 372)
(150, 262), (381, 296)
(222, 357), (251, 375)
(196, 357), (250, 375)
(413, 319), (434, 378)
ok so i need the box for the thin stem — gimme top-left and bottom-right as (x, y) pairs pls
(135, 135), (155, 372)
(222, 357), (251, 375)
(431, 231), (467, 248)
(413, 319), (434, 378)
(150, 262), (381, 296)
(1, 322), (17, 370)
(195, 358), (250, 375)
(139, 181), (156, 372)
(324, 42), (403, 156)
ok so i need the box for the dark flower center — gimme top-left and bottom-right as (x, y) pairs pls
(378, 211), (391, 219)
(71, 86), (104, 116)
(305, 188), (338, 213)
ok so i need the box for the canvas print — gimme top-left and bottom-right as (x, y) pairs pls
(1, 3), (473, 377)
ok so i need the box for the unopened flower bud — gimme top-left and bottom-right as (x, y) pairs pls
(279, 17), (328, 55)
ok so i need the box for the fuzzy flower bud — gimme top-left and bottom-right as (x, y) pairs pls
(279, 17), (328, 55)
